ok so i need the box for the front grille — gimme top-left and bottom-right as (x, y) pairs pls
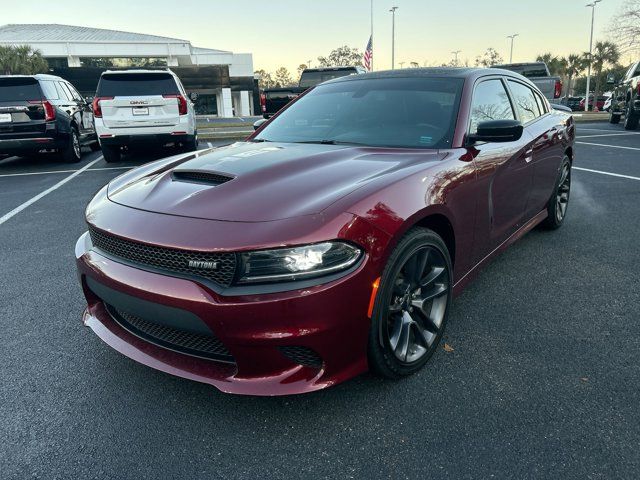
(106, 305), (234, 363)
(89, 226), (237, 286)
(172, 170), (234, 185)
(279, 346), (323, 369)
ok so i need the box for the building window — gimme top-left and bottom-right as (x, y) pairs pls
(79, 57), (168, 68)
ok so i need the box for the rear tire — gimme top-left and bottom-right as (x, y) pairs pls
(624, 101), (639, 131)
(60, 128), (82, 163)
(541, 156), (571, 230)
(102, 145), (121, 163)
(609, 111), (621, 124)
(181, 132), (198, 153)
(368, 228), (452, 379)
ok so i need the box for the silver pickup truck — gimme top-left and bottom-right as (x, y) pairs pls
(493, 62), (563, 103)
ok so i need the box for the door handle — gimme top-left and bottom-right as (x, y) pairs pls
(524, 148), (533, 163)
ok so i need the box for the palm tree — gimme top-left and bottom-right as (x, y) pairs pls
(563, 54), (587, 97)
(589, 41), (620, 110)
(0, 45), (48, 75)
(536, 53), (565, 76)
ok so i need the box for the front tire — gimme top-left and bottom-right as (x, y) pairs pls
(541, 156), (571, 230)
(368, 228), (452, 379)
(609, 110), (621, 124)
(624, 101), (639, 131)
(60, 128), (82, 163)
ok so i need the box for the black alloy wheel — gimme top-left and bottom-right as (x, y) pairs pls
(542, 156), (571, 230)
(369, 228), (452, 378)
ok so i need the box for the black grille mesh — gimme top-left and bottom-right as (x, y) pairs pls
(172, 171), (234, 185)
(279, 346), (323, 368)
(89, 226), (236, 286)
(107, 305), (234, 363)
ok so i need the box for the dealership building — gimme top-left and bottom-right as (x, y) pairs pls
(0, 24), (257, 117)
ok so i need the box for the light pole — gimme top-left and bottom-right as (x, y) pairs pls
(451, 50), (461, 66)
(507, 34), (519, 63)
(390, 6), (398, 69)
(585, 0), (602, 112)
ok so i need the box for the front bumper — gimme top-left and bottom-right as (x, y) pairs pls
(75, 230), (378, 396)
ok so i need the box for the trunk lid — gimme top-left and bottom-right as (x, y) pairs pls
(100, 96), (180, 128)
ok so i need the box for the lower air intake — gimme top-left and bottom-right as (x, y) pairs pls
(279, 346), (323, 369)
(106, 304), (234, 363)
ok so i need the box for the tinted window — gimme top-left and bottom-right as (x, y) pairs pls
(0, 78), (42, 101)
(469, 79), (515, 134)
(508, 80), (540, 123)
(55, 82), (70, 100)
(299, 69), (358, 88)
(496, 64), (548, 78)
(66, 83), (83, 101)
(39, 80), (59, 100)
(59, 82), (75, 102)
(255, 77), (464, 149)
(96, 73), (179, 96)
(534, 91), (547, 115)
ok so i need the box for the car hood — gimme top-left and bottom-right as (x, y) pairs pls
(107, 142), (444, 222)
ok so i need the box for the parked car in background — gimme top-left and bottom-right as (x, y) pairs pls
(609, 60), (640, 130)
(261, 66), (367, 118)
(93, 69), (197, 163)
(579, 95), (607, 112)
(0, 74), (98, 162)
(493, 62), (562, 103)
(566, 96), (583, 111)
(76, 67), (575, 396)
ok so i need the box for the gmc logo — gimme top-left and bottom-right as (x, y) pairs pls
(130, 100), (149, 105)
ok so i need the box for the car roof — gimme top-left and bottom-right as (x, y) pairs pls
(100, 69), (176, 76)
(0, 73), (66, 81)
(324, 67), (530, 84)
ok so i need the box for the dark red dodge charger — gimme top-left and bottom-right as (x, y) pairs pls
(76, 68), (574, 395)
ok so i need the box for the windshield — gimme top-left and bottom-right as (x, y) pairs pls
(96, 73), (179, 96)
(0, 78), (42, 102)
(255, 77), (464, 149)
(299, 70), (358, 88)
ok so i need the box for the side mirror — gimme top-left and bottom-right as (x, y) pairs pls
(85, 96), (94, 105)
(253, 118), (268, 131)
(467, 119), (523, 144)
(606, 74), (616, 85)
(189, 92), (199, 102)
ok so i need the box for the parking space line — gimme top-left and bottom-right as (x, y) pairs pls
(0, 157), (103, 226)
(577, 132), (640, 139)
(576, 141), (640, 151)
(0, 166), (130, 178)
(573, 166), (640, 181)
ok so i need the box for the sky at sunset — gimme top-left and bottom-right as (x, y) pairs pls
(2, 0), (635, 74)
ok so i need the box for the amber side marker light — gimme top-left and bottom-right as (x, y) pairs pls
(367, 277), (381, 318)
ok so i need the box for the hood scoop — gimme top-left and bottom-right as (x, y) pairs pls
(171, 170), (235, 186)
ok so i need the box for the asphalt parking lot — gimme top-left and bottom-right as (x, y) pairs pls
(1, 124), (639, 479)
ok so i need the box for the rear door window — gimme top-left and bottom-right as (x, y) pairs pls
(96, 73), (180, 96)
(507, 80), (541, 123)
(0, 77), (42, 101)
(59, 82), (75, 102)
(469, 79), (515, 134)
(39, 80), (60, 100)
(55, 82), (70, 100)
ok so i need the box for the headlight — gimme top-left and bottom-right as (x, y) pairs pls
(237, 241), (362, 284)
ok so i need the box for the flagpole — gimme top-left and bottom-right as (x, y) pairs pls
(370, 0), (374, 71)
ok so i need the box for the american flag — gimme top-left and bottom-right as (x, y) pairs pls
(363, 36), (373, 71)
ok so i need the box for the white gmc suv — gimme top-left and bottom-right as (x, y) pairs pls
(92, 69), (197, 162)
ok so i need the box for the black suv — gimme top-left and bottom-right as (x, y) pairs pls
(0, 74), (98, 162)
